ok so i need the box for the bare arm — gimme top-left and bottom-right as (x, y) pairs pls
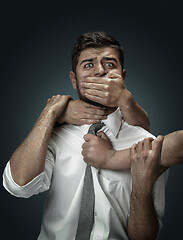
(82, 130), (183, 170)
(10, 95), (71, 186)
(160, 130), (183, 166)
(118, 90), (150, 132)
(128, 137), (166, 240)
(81, 71), (150, 131)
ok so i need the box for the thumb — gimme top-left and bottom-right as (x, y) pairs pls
(97, 131), (109, 140)
(152, 135), (164, 154)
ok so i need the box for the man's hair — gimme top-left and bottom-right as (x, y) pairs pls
(71, 31), (124, 73)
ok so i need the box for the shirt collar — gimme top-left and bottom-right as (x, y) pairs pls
(102, 108), (123, 137)
(80, 108), (123, 137)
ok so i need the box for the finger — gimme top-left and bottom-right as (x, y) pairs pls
(143, 137), (153, 151)
(152, 135), (164, 154)
(85, 112), (107, 119)
(141, 138), (153, 160)
(150, 136), (164, 162)
(85, 76), (106, 84)
(84, 88), (106, 97)
(106, 71), (121, 78)
(51, 95), (62, 101)
(81, 149), (85, 156)
(131, 143), (137, 157)
(76, 111), (107, 122)
(55, 94), (61, 99)
(59, 95), (72, 107)
(83, 108), (107, 116)
(137, 139), (144, 153)
(82, 82), (110, 93)
(84, 89), (109, 100)
(84, 92), (106, 105)
(47, 95), (55, 102)
(82, 149), (89, 161)
(61, 95), (72, 101)
(82, 141), (88, 150)
(81, 82), (104, 90)
(83, 133), (96, 142)
(79, 101), (107, 115)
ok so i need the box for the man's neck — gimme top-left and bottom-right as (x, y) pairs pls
(78, 96), (117, 116)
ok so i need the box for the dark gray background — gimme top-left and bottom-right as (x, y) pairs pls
(1, 0), (183, 239)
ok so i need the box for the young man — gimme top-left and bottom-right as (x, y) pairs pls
(3, 32), (167, 239)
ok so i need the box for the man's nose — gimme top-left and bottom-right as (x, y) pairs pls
(94, 63), (107, 76)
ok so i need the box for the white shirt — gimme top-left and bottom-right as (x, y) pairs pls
(3, 109), (168, 240)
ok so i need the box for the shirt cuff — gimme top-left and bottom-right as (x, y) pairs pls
(3, 161), (49, 198)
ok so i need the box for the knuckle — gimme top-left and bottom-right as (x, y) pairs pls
(105, 92), (109, 97)
(105, 84), (109, 90)
(62, 95), (67, 100)
(143, 152), (148, 159)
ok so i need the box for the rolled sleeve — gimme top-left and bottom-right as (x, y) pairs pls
(3, 142), (55, 198)
(3, 162), (49, 198)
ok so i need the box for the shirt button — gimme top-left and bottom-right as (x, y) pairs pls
(94, 211), (97, 217)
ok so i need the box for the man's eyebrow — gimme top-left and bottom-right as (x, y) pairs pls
(80, 58), (94, 65)
(103, 57), (118, 63)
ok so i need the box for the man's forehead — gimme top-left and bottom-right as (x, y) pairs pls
(79, 47), (119, 61)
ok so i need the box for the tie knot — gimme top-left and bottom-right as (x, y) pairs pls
(87, 121), (105, 135)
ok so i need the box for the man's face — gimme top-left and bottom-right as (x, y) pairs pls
(70, 47), (124, 106)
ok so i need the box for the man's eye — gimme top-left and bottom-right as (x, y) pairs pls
(105, 62), (114, 67)
(84, 63), (93, 68)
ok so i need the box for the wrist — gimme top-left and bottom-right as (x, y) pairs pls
(38, 107), (58, 127)
(131, 179), (154, 198)
(105, 149), (118, 170)
(56, 99), (73, 125)
(118, 89), (133, 111)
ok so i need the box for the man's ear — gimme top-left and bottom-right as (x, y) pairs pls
(70, 71), (77, 90)
(122, 69), (126, 81)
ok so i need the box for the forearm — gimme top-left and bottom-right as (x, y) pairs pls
(84, 129), (183, 171)
(119, 91), (150, 131)
(110, 130), (183, 170)
(128, 136), (167, 239)
(128, 185), (159, 240)
(161, 130), (183, 167)
(107, 148), (131, 170)
(10, 109), (56, 186)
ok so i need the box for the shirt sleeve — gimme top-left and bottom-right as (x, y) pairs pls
(3, 143), (55, 198)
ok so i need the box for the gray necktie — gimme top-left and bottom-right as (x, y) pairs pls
(75, 121), (105, 240)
